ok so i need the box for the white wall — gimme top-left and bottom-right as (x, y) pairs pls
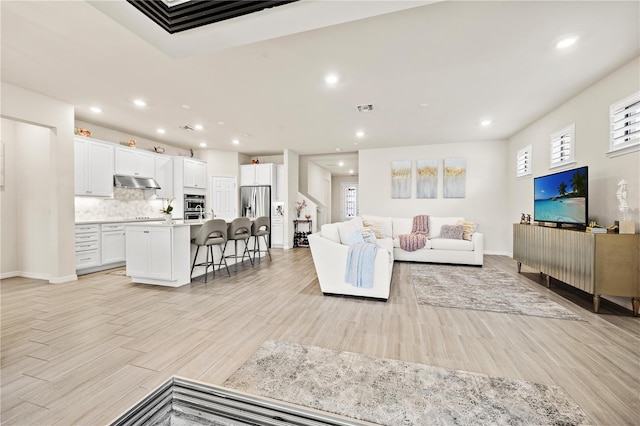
(359, 140), (510, 254)
(508, 57), (640, 244)
(1, 82), (76, 283)
(0, 119), (18, 274)
(306, 161), (331, 205)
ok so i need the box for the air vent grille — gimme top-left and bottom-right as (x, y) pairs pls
(178, 125), (195, 131)
(356, 104), (375, 112)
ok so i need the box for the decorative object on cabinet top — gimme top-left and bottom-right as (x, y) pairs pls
(154, 146), (165, 153)
(127, 139), (137, 147)
(75, 127), (92, 137)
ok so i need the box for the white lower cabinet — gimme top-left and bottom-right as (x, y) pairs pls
(101, 224), (126, 265)
(271, 218), (284, 247)
(126, 224), (190, 286)
(75, 225), (100, 270)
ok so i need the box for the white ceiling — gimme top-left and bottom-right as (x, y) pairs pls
(2, 1), (639, 177)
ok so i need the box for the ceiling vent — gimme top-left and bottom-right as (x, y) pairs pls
(178, 125), (195, 131)
(356, 104), (375, 113)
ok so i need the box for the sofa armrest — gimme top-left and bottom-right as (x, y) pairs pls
(307, 233), (392, 299)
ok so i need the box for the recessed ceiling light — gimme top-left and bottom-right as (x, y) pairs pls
(194, 124), (204, 131)
(338, 161), (344, 167)
(182, 104), (191, 109)
(157, 128), (166, 134)
(325, 73), (339, 85)
(217, 121), (225, 126)
(232, 139), (239, 145)
(418, 103), (429, 108)
(348, 169), (354, 174)
(335, 148), (341, 152)
(356, 130), (365, 138)
(556, 37), (578, 49)
(480, 119), (492, 127)
(90, 106), (102, 113)
(199, 142), (207, 147)
(134, 99), (147, 107)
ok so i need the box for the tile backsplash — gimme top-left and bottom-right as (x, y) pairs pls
(75, 188), (168, 221)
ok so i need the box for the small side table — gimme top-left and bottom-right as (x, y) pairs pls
(293, 220), (312, 248)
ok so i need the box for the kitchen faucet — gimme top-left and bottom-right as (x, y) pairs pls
(196, 205), (203, 220)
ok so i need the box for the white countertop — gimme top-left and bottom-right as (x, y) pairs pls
(76, 218), (166, 225)
(125, 219), (206, 227)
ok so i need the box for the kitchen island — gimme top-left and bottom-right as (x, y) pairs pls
(125, 220), (253, 287)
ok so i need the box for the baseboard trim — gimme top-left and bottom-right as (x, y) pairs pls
(50, 274), (78, 284)
(485, 250), (512, 257)
(0, 271), (19, 279)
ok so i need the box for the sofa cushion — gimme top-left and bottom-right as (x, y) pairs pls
(430, 238), (474, 251)
(393, 237), (432, 250)
(457, 220), (478, 241)
(392, 217), (412, 238)
(321, 223), (340, 243)
(343, 230), (365, 246)
(337, 217), (364, 244)
(361, 215), (393, 238)
(375, 237), (395, 263)
(440, 224), (464, 239)
(429, 216), (464, 238)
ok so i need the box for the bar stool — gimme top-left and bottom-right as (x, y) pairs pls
(223, 217), (254, 272)
(190, 219), (230, 282)
(251, 216), (272, 262)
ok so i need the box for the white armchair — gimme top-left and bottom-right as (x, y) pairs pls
(307, 232), (393, 301)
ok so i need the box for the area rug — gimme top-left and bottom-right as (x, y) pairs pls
(411, 264), (584, 320)
(223, 341), (591, 426)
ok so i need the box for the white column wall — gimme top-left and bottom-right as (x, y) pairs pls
(1, 82), (76, 283)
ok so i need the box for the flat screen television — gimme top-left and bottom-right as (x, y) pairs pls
(533, 166), (588, 228)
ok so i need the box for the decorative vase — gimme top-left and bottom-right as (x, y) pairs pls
(164, 213), (173, 224)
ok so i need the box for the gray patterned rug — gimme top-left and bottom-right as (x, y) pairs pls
(411, 264), (584, 320)
(224, 341), (591, 426)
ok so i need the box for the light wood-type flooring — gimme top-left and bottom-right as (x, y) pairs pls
(1, 251), (639, 425)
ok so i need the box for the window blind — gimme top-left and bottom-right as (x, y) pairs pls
(516, 145), (531, 177)
(610, 92), (640, 153)
(550, 124), (575, 168)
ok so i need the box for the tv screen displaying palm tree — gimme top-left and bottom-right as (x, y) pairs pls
(534, 166), (588, 226)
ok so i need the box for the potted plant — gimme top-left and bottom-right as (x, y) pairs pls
(160, 197), (175, 223)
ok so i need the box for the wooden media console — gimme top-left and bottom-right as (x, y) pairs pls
(513, 224), (639, 316)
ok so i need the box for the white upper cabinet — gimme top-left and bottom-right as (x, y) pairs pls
(74, 137), (114, 197)
(115, 147), (156, 178)
(183, 158), (207, 189)
(241, 163), (275, 186)
(155, 155), (174, 199)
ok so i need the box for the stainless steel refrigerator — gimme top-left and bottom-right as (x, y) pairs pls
(240, 185), (271, 224)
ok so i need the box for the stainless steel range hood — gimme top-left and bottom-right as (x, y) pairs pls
(114, 175), (161, 190)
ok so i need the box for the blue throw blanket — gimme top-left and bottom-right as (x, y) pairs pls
(345, 243), (378, 288)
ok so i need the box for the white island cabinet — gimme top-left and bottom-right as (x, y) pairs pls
(126, 223), (191, 287)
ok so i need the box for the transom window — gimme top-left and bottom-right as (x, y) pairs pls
(550, 124), (575, 169)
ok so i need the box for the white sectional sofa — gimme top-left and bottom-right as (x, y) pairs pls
(307, 215), (483, 301)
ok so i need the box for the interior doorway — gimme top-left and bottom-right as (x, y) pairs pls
(211, 176), (236, 220)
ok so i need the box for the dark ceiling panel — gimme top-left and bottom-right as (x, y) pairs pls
(127, 0), (299, 34)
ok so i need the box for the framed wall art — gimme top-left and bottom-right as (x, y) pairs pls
(416, 159), (438, 199)
(443, 157), (466, 198)
(391, 160), (411, 199)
